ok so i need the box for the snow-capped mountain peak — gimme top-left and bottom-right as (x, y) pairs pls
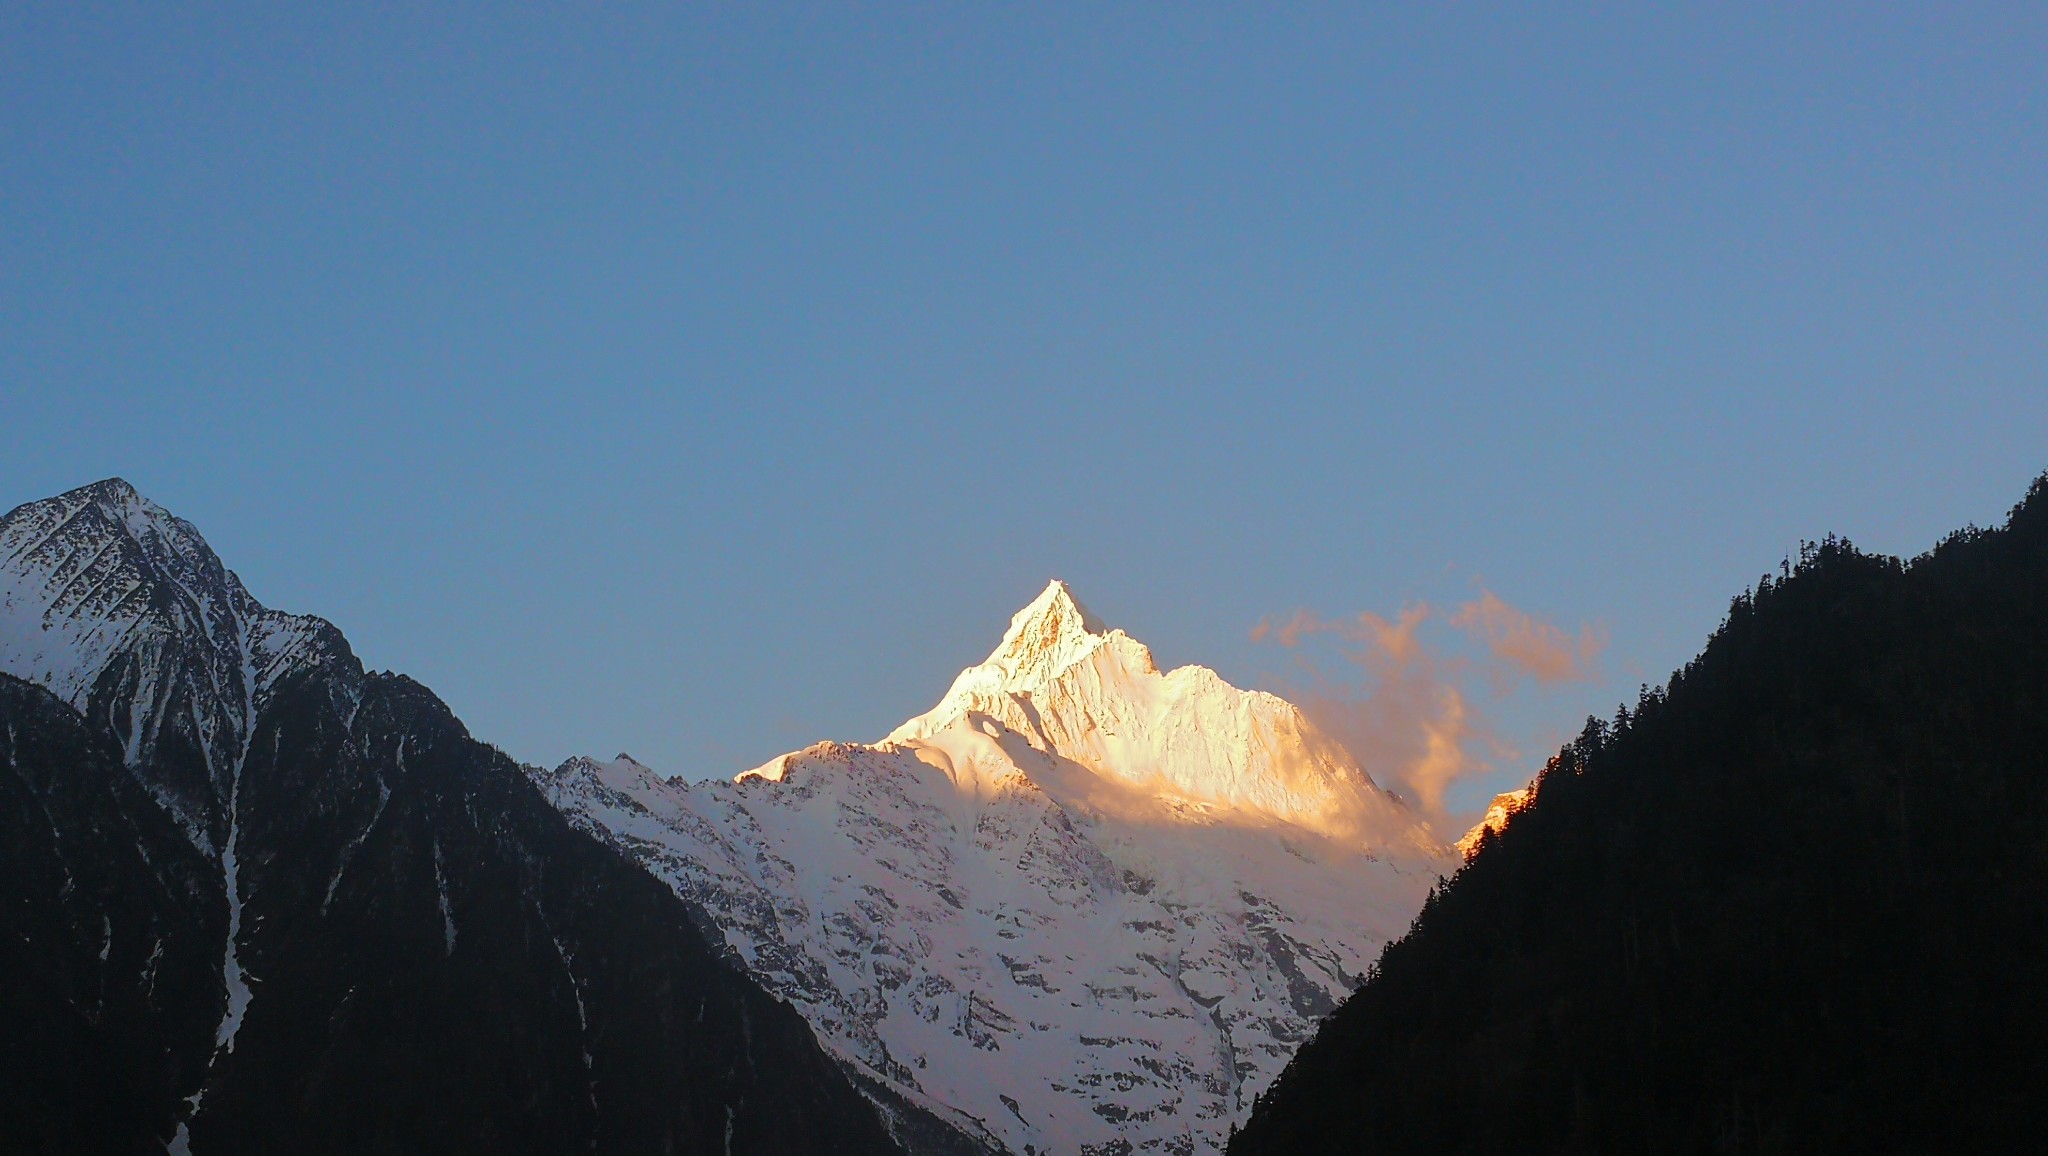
(0, 480), (900, 1152)
(990, 578), (1114, 676)
(889, 582), (1417, 848)
(0, 477), (333, 708)
(542, 580), (1457, 1156)
(0, 478), (347, 848)
(895, 580), (1129, 729)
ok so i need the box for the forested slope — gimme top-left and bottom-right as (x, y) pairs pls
(1233, 475), (2048, 1154)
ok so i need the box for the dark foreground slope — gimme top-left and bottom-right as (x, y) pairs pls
(1234, 477), (2048, 1155)
(0, 673), (218, 1152)
(0, 480), (898, 1155)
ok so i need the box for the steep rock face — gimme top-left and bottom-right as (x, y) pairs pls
(0, 480), (899, 1156)
(543, 581), (1456, 1156)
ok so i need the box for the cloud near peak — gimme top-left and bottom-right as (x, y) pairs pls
(1251, 589), (1602, 824)
(1448, 588), (1606, 684)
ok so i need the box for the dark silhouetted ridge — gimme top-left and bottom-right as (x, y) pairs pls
(1233, 472), (2048, 1155)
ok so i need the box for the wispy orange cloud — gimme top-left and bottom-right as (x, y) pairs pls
(1251, 589), (1599, 823)
(1253, 601), (1480, 818)
(1359, 605), (1431, 666)
(1251, 603), (1431, 659)
(1249, 608), (1325, 648)
(1448, 588), (1607, 685)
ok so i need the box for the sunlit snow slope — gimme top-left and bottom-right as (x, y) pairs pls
(542, 581), (1456, 1156)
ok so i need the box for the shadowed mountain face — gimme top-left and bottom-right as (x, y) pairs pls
(0, 673), (218, 1152)
(0, 480), (901, 1155)
(1231, 476), (2048, 1156)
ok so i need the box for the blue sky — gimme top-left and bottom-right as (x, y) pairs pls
(5, 5), (2042, 814)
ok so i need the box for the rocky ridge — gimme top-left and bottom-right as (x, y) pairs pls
(0, 479), (899, 1155)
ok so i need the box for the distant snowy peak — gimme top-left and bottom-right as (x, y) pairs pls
(888, 579), (1424, 849)
(543, 580), (1457, 1156)
(987, 578), (1114, 686)
(887, 581), (1121, 743)
(1456, 787), (1532, 858)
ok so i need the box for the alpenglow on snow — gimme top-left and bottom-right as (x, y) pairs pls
(541, 580), (1457, 1156)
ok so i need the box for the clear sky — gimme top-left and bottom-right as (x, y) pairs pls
(5, 5), (2043, 816)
